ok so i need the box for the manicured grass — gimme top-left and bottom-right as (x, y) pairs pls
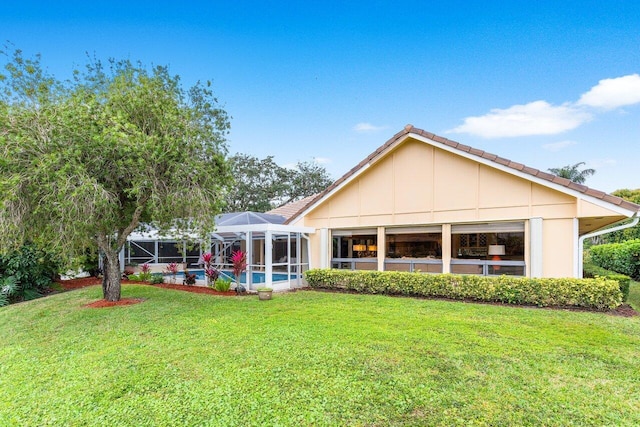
(1, 285), (639, 426)
(628, 280), (640, 311)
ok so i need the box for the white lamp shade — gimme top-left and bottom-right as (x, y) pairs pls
(488, 245), (506, 256)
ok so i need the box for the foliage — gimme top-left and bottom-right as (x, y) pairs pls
(598, 188), (640, 243)
(231, 250), (247, 281)
(547, 161), (595, 184)
(0, 48), (231, 301)
(0, 275), (18, 307)
(183, 270), (196, 286)
(1, 285), (639, 425)
(199, 252), (218, 285)
(305, 269), (622, 310)
(583, 261), (631, 302)
(139, 263), (152, 282)
(214, 278), (231, 291)
(205, 267), (219, 283)
(150, 273), (164, 284)
(127, 274), (142, 281)
(0, 243), (60, 304)
(224, 154), (332, 212)
(590, 239), (640, 280)
(164, 262), (179, 275)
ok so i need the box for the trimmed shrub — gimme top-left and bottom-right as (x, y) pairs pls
(214, 278), (231, 292)
(150, 273), (165, 284)
(304, 269), (622, 310)
(590, 239), (640, 280)
(583, 261), (630, 302)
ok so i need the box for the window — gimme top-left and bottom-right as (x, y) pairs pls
(331, 229), (378, 270)
(451, 223), (525, 276)
(385, 227), (442, 273)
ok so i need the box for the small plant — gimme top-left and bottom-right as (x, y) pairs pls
(165, 262), (179, 283)
(127, 274), (142, 281)
(199, 252), (219, 286)
(205, 267), (219, 285)
(150, 273), (164, 284)
(231, 250), (247, 292)
(183, 270), (197, 286)
(214, 278), (232, 292)
(139, 263), (152, 282)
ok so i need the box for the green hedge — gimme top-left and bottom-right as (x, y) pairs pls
(304, 269), (622, 310)
(589, 239), (640, 280)
(583, 261), (630, 302)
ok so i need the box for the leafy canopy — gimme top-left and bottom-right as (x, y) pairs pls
(225, 153), (333, 212)
(0, 48), (232, 263)
(599, 188), (640, 243)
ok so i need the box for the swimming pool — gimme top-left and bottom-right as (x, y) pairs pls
(172, 269), (296, 284)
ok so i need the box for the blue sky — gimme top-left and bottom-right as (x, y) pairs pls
(3, 1), (640, 192)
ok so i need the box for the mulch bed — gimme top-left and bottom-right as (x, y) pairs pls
(152, 283), (239, 296)
(55, 277), (241, 308)
(84, 298), (146, 308)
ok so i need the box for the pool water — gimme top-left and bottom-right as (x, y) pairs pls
(172, 269), (295, 283)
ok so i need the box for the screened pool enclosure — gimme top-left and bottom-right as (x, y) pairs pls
(123, 212), (314, 291)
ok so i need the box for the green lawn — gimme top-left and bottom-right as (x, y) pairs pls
(629, 280), (640, 311)
(1, 284), (639, 426)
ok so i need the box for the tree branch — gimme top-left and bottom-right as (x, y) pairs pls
(116, 195), (149, 249)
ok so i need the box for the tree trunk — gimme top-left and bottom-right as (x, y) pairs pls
(102, 251), (122, 301)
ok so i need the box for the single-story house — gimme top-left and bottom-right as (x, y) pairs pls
(281, 125), (640, 279)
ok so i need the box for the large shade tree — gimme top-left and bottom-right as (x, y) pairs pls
(224, 154), (333, 212)
(0, 49), (232, 301)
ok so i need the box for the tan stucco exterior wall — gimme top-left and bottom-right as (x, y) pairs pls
(541, 219), (576, 277)
(294, 137), (625, 277)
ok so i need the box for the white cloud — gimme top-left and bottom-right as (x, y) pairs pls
(577, 74), (640, 110)
(449, 101), (592, 138)
(313, 157), (331, 164)
(353, 122), (388, 133)
(542, 140), (577, 152)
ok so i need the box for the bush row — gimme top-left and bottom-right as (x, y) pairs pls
(583, 261), (630, 302)
(589, 239), (640, 280)
(304, 269), (622, 310)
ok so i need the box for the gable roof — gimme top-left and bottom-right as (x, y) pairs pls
(286, 124), (640, 224)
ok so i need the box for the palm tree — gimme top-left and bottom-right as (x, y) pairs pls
(548, 162), (595, 184)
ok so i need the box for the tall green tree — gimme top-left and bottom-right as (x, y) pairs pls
(0, 49), (232, 301)
(225, 154), (332, 212)
(548, 162), (595, 184)
(224, 154), (290, 212)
